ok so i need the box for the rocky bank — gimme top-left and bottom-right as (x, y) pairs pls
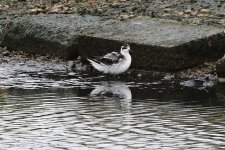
(1, 0), (225, 78)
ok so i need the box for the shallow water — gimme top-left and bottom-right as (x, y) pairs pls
(1, 59), (225, 149)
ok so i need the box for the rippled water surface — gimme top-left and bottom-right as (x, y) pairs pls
(1, 59), (225, 150)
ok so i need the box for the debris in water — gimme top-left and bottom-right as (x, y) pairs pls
(180, 74), (217, 92)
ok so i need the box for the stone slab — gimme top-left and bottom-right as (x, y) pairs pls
(216, 55), (225, 77)
(2, 14), (101, 59)
(0, 16), (6, 47)
(79, 18), (225, 71)
(0, 27), (3, 47)
(2, 14), (225, 71)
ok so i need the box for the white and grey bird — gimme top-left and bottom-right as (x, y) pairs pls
(87, 44), (132, 75)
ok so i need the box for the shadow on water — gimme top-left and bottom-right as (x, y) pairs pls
(89, 81), (132, 111)
(90, 81), (132, 100)
(4, 74), (225, 108)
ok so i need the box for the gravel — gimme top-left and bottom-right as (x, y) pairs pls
(1, 0), (225, 27)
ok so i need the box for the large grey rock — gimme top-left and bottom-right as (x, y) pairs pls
(79, 18), (225, 71)
(0, 27), (3, 47)
(2, 14), (225, 71)
(216, 55), (225, 77)
(0, 16), (7, 47)
(2, 14), (101, 59)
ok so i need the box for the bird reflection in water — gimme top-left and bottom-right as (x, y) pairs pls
(90, 82), (132, 110)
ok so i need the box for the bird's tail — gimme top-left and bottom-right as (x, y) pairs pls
(87, 59), (106, 72)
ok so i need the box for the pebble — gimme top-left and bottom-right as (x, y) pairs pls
(184, 9), (192, 14)
(200, 8), (211, 14)
(191, 11), (198, 16)
(0, 4), (9, 10)
(49, 7), (61, 13)
(119, 14), (130, 20)
(2, 51), (10, 56)
(29, 8), (44, 14)
(218, 78), (225, 83)
(217, 12), (225, 17)
(177, 11), (184, 16)
(163, 73), (174, 81)
(164, 8), (172, 12)
(134, 0), (142, 3)
(162, 13), (171, 17)
(137, 73), (142, 77)
(219, 19), (225, 25)
(197, 13), (209, 17)
(111, 2), (120, 8)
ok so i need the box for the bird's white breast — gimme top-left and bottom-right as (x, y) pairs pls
(109, 53), (131, 75)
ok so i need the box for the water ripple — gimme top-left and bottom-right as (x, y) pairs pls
(0, 89), (225, 149)
(1, 58), (225, 149)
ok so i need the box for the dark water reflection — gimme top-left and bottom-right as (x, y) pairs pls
(1, 60), (225, 149)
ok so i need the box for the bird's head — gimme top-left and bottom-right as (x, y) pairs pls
(120, 44), (131, 54)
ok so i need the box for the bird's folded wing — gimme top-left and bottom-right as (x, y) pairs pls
(91, 52), (124, 65)
(101, 52), (123, 64)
